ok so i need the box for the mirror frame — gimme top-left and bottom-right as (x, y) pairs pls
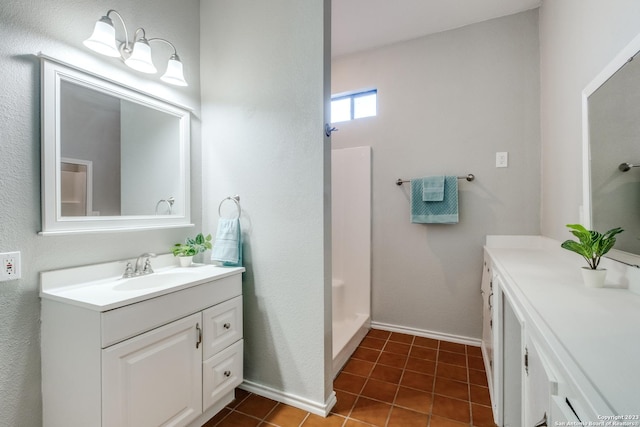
(39, 55), (192, 234)
(582, 33), (640, 266)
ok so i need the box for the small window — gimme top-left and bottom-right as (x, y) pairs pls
(331, 89), (377, 123)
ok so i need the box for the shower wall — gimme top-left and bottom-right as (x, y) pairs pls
(331, 146), (371, 375)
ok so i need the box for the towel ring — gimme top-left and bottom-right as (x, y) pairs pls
(218, 195), (241, 218)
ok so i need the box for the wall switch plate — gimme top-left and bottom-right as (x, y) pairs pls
(496, 152), (508, 168)
(1, 251), (21, 281)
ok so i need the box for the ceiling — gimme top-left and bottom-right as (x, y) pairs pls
(332, 0), (542, 57)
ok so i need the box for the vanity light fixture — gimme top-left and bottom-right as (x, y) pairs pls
(83, 9), (188, 86)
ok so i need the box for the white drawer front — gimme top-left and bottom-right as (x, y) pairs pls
(203, 340), (243, 411)
(202, 296), (243, 359)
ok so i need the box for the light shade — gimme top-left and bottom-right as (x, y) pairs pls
(161, 55), (188, 86)
(124, 39), (157, 74)
(83, 16), (120, 57)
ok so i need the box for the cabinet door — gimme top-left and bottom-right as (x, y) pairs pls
(524, 333), (555, 427)
(203, 340), (243, 411)
(102, 313), (202, 427)
(480, 256), (494, 377)
(202, 296), (243, 360)
(501, 289), (524, 427)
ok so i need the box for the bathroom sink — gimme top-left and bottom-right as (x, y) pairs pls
(113, 269), (200, 291)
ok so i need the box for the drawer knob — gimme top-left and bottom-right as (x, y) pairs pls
(223, 323), (231, 329)
(224, 370), (231, 378)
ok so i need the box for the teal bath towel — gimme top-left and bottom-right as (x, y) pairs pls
(422, 176), (445, 201)
(411, 176), (459, 224)
(211, 218), (243, 266)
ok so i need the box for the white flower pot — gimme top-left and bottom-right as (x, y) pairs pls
(178, 256), (193, 267)
(581, 267), (607, 288)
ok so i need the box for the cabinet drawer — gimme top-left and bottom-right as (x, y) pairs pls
(203, 340), (243, 411)
(202, 296), (243, 359)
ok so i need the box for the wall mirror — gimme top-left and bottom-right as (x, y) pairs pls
(40, 56), (192, 234)
(583, 34), (640, 264)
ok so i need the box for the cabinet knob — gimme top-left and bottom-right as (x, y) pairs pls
(224, 370), (231, 378)
(223, 323), (231, 330)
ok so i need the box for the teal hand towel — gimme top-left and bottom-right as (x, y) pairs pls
(211, 218), (243, 266)
(422, 176), (445, 201)
(411, 176), (459, 224)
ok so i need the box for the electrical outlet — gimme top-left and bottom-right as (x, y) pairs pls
(496, 151), (508, 168)
(1, 251), (21, 281)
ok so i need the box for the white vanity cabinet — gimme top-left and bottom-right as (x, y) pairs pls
(40, 261), (244, 427)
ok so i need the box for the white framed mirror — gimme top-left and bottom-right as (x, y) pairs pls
(583, 33), (640, 265)
(40, 56), (192, 234)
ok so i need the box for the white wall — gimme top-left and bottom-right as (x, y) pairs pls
(331, 10), (540, 340)
(539, 0), (640, 239)
(200, 0), (334, 412)
(0, 2), (200, 426)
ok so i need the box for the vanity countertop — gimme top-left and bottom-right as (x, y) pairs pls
(40, 254), (244, 312)
(485, 236), (640, 416)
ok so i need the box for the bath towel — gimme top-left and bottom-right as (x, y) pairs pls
(211, 218), (243, 266)
(422, 175), (445, 201)
(411, 176), (459, 224)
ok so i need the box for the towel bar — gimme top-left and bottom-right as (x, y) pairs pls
(218, 195), (241, 218)
(396, 174), (474, 186)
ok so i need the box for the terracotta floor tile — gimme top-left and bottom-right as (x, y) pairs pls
(370, 364), (403, 384)
(377, 351), (408, 368)
(352, 346), (381, 363)
(394, 386), (433, 414)
(471, 403), (497, 426)
(400, 370), (434, 392)
(467, 355), (485, 371)
(202, 407), (231, 426)
(434, 377), (469, 401)
(349, 397), (392, 426)
(384, 341), (411, 356)
(361, 378), (399, 403)
(334, 372), (367, 394)
(429, 415), (470, 426)
(389, 332), (414, 344)
(342, 359), (375, 377)
(301, 413), (345, 427)
(409, 346), (438, 361)
(360, 337), (386, 350)
(387, 406), (429, 427)
(216, 410), (261, 427)
(367, 329), (391, 340)
(438, 351), (467, 368)
(331, 391), (357, 417)
(466, 345), (483, 357)
(439, 341), (467, 354)
(436, 363), (468, 383)
(236, 394), (279, 419)
(405, 357), (436, 375)
(263, 403), (308, 426)
(227, 389), (252, 408)
(413, 336), (440, 349)
(468, 369), (488, 387)
(343, 419), (374, 427)
(431, 395), (471, 423)
(469, 385), (491, 407)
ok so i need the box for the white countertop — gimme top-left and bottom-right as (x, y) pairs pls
(486, 236), (640, 415)
(40, 254), (244, 311)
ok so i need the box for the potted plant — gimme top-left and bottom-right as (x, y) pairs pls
(172, 233), (213, 267)
(560, 224), (623, 288)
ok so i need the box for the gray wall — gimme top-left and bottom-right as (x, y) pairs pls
(539, 0), (640, 240)
(200, 0), (334, 409)
(0, 1), (200, 426)
(331, 10), (540, 340)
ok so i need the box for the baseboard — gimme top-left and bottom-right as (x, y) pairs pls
(240, 380), (337, 417)
(370, 321), (482, 347)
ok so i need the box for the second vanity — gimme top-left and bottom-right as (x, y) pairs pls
(40, 254), (244, 427)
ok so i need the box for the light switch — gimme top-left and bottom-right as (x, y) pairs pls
(496, 152), (508, 168)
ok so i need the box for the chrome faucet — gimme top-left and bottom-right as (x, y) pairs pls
(135, 253), (156, 276)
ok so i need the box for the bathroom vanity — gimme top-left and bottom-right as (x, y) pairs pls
(40, 255), (244, 427)
(481, 236), (640, 426)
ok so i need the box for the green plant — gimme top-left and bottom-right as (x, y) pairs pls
(172, 233), (212, 257)
(560, 224), (623, 269)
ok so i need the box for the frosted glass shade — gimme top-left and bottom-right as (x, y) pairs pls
(124, 39), (157, 74)
(161, 56), (188, 86)
(83, 17), (120, 57)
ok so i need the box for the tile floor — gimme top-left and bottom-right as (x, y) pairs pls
(204, 329), (497, 427)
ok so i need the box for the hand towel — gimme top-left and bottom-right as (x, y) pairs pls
(422, 176), (445, 201)
(211, 218), (243, 266)
(411, 176), (459, 224)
